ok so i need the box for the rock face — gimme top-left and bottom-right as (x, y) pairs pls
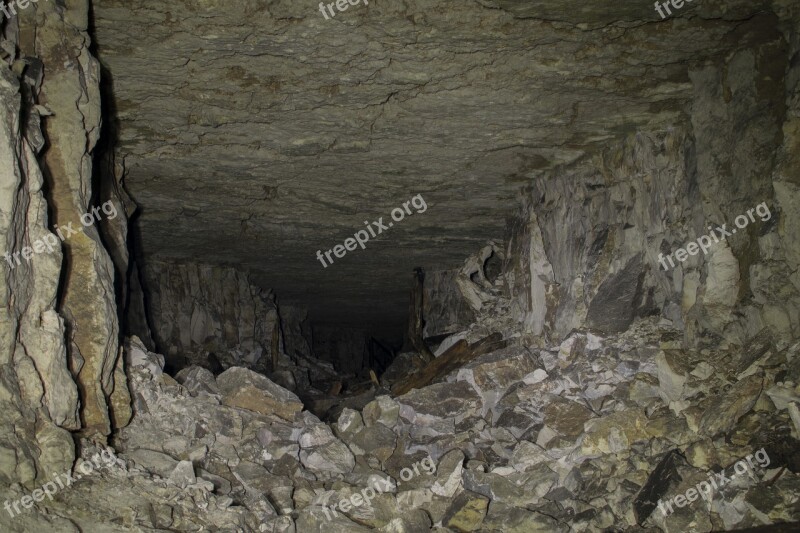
(1, 1), (800, 532)
(0, 0), (124, 491)
(497, 11), (800, 350)
(216, 367), (304, 421)
(35, 0), (126, 440)
(88, 0), (800, 336)
(139, 260), (284, 372)
(3, 235), (800, 533)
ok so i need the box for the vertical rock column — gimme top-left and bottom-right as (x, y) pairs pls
(0, 7), (82, 485)
(29, 0), (125, 439)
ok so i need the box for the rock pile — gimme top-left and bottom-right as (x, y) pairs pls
(5, 314), (795, 532)
(0, 287), (796, 533)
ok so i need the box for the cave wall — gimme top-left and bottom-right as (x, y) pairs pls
(136, 259), (382, 378)
(0, 0), (127, 488)
(139, 260), (283, 372)
(422, 269), (477, 339)
(508, 12), (800, 349)
(312, 326), (369, 375)
(278, 304), (314, 361)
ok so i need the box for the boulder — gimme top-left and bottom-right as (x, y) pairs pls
(216, 367), (304, 421)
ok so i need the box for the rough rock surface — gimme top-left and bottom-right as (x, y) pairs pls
(0, 1), (799, 532)
(3, 255), (800, 532)
(0, 0), (125, 491)
(139, 260), (283, 372)
(217, 366), (304, 421)
(90, 0), (799, 335)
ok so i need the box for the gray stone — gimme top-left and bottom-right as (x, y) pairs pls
(175, 366), (219, 395)
(483, 502), (568, 533)
(363, 396), (400, 428)
(127, 449), (179, 477)
(432, 449), (465, 497)
(699, 375), (763, 436)
(168, 460), (196, 488)
(216, 367), (304, 421)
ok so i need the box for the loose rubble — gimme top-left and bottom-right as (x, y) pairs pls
(4, 293), (798, 532)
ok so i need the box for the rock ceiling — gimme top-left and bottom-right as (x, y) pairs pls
(92, 0), (772, 335)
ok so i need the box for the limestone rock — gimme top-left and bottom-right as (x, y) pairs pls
(347, 424), (397, 463)
(140, 261), (283, 374)
(175, 366), (219, 395)
(335, 408), (365, 438)
(296, 507), (372, 533)
(699, 375), (763, 436)
(127, 449), (179, 477)
(398, 381), (482, 432)
(483, 502), (568, 532)
(456, 346), (540, 402)
(540, 395), (594, 443)
(377, 511), (433, 533)
(582, 410), (652, 456)
(432, 449), (465, 498)
(442, 490), (489, 532)
(125, 336), (164, 379)
(168, 460), (197, 488)
(216, 367), (304, 421)
(656, 351), (690, 403)
(297, 414), (355, 474)
(363, 395), (400, 428)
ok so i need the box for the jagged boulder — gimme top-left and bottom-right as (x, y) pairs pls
(216, 367), (304, 421)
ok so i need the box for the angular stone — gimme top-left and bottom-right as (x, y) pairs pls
(582, 410), (651, 456)
(483, 502), (567, 532)
(510, 441), (549, 472)
(442, 490), (489, 532)
(363, 395), (400, 428)
(127, 449), (179, 477)
(655, 351), (689, 403)
(457, 346), (540, 394)
(175, 366), (219, 395)
(765, 384), (800, 411)
(347, 424), (397, 462)
(462, 469), (526, 507)
(633, 449), (684, 524)
(168, 460), (196, 488)
(585, 254), (644, 334)
(737, 328), (776, 373)
(628, 373), (661, 405)
(541, 395), (594, 440)
(398, 381), (482, 425)
(699, 375), (763, 436)
(377, 510), (432, 533)
(432, 449), (465, 497)
(197, 468), (232, 494)
(300, 440), (355, 474)
(296, 506), (373, 533)
(300, 423), (337, 449)
(233, 461), (295, 513)
(335, 408), (365, 438)
(216, 367), (303, 421)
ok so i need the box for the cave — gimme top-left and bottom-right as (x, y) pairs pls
(2, 0), (800, 531)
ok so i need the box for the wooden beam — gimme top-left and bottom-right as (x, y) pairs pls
(408, 267), (436, 363)
(392, 332), (507, 396)
(271, 320), (281, 372)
